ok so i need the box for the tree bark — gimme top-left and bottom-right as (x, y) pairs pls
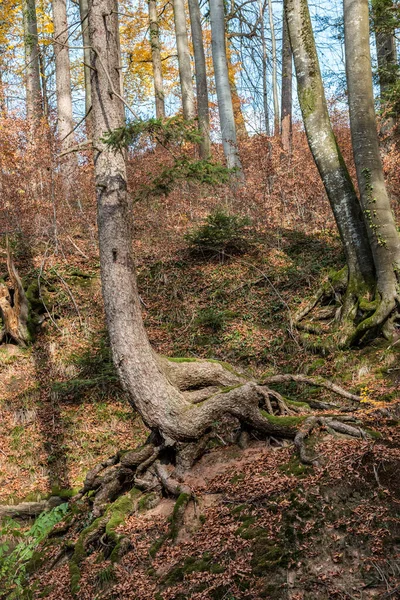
(53, 0), (76, 194)
(281, 8), (292, 152)
(285, 0), (375, 299)
(344, 0), (400, 342)
(148, 0), (165, 119)
(0, 243), (30, 346)
(23, 0), (42, 122)
(188, 0), (210, 157)
(210, 0), (243, 173)
(79, 0), (92, 135)
(173, 0), (195, 120)
(372, 0), (398, 134)
(258, 0), (270, 136)
(268, 0), (279, 134)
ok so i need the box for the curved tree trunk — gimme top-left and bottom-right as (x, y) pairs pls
(79, 0), (92, 135)
(188, 0), (210, 157)
(149, 0), (165, 119)
(0, 242), (30, 346)
(210, 0), (243, 173)
(23, 0), (42, 123)
(285, 0), (375, 310)
(173, 0), (195, 120)
(281, 8), (292, 152)
(344, 0), (400, 343)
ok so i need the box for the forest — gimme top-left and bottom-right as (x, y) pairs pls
(0, 0), (399, 598)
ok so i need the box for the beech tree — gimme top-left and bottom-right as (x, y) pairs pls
(84, 0), (366, 516)
(210, 0), (243, 172)
(148, 0), (165, 119)
(281, 9), (292, 152)
(287, 0), (400, 346)
(23, 0), (42, 122)
(173, 0), (195, 120)
(79, 0), (92, 133)
(188, 0), (210, 157)
(53, 0), (75, 190)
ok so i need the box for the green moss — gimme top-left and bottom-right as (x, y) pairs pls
(260, 411), (306, 427)
(279, 456), (311, 477)
(138, 492), (158, 512)
(149, 534), (168, 558)
(364, 427), (383, 439)
(95, 565), (116, 589)
(251, 535), (288, 575)
(170, 492), (191, 541)
(286, 398), (309, 408)
(163, 553), (225, 586)
(167, 356), (198, 363)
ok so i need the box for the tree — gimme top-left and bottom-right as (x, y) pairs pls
(267, 0), (279, 134)
(148, 0), (165, 119)
(281, 8), (292, 152)
(23, 0), (42, 122)
(371, 0), (398, 134)
(173, 0), (195, 120)
(79, 0), (92, 134)
(86, 0), (365, 516)
(210, 0), (243, 173)
(343, 0), (400, 343)
(288, 0), (400, 347)
(188, 0), (210, 157)
(53, 0), (75, 191)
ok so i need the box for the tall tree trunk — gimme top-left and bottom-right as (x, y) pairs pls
(210, 0), (243, 173)
(372, 0), (398, 134)
(173, 0), (195, 120)
(281, 8), (292, 152)
(23, 0), (42, 122)
(79, 0), (92, 135)
(148, 0), (165, 119)
(188, 0), (210, 157)
(258, 0), (270, 136)
(38, 49), (49, 118)
(226, 41), (247, 138)
(268, 0), (279, 134)
(344, 0), (400, 342)
(285, 0), (374, 302)
(53, 0), (75, 154)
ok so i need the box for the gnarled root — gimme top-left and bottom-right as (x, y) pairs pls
(294, 266), (400, 348)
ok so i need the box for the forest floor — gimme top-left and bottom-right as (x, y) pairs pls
(0, 130), (399, 599)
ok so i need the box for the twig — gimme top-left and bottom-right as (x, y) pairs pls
(58, 139), (92, 158)
(67, 236), (89, 260)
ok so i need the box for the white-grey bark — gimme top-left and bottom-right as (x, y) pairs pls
(173, 0), (195, 120)
(188, 0), (210, 157)
(209, 0), (243, 173)
(268, 0), (279, 134)
(285, 0), (374, 288)
(79, 0), (92, 133)
(344, 0), (400, 330)
(258, 0), (270, 135)
(23, 0), (42, 121)
(53, 0), (74, 149)
(149, 0), (165, 119)
(281, 8), (292, 151)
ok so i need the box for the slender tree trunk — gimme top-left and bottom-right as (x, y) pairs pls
(173, 0), (195, 120)
(79, 0), (92, 135)
(372, 0), (398, 134)
(53, 0), (74, 150)
(148, 0), (165, 119)
(285, 0), (374, 295)
(23, 0), (42, 122)
(188, 0), (210, 157)
(281, 8), (292, 152)
(226, 40), (247, 138)
(268, 0), (279, 134)
(258, 0), (270, 136)
(344, 0), (400, 341)
(210, 0), (243, 173)
(38, 49), (49, 118)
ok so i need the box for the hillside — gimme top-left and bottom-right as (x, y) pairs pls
(0, 128), (399, 599)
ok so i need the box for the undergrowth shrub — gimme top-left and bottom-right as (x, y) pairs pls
(0, 503), (69, 598)
(185, 209), (251, 257)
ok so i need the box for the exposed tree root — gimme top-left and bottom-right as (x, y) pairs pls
(0, 241), (30, 346)
(294, 267), (400, 349)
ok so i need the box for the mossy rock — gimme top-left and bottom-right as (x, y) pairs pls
(163, 553), (225, 586)
(251, 536), (288, 575)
